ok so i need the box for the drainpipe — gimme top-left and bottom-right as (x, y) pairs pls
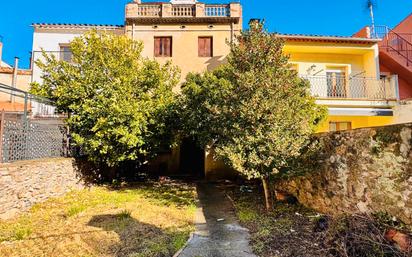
(11, 57), (19, 103)
(230, 22), (234, 43)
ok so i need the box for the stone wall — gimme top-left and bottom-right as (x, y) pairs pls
(276, 123), (412, 224)
(0, 158), (84, 219)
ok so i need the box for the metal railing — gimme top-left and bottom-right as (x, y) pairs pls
(32, 50), (73, 64)
(303, 75), (397, 100)
(372, 25), (412, 67)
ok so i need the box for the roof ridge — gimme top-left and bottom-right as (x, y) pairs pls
(32, 23), (124, 28)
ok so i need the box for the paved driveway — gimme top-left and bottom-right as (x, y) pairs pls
(178, 182), (257, 257)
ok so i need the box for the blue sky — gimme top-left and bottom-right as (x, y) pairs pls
(0, 0), (411, 68)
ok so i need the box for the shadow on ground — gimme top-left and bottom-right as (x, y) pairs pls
(88, 214), (181, 257)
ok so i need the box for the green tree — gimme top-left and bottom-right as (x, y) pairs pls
(31, 31), (180, 168)
(179, 22), (327, 210)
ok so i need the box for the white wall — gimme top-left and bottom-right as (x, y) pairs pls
(32, 30), (85, 83)
(31, 27), (123, 83)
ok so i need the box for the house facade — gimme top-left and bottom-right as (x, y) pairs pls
(125, 0), (242, 83)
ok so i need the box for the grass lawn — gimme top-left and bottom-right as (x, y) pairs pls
(0, 181), (197, 257)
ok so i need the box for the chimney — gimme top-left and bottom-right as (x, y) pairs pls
(11, 57), (19, 102)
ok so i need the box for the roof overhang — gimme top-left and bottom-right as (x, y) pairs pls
(32, 23), (124, 31)
(125, 17), (240, 25)
(276, 34), (381, 45)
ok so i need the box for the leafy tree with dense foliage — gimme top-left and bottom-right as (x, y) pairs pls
(31, 31), (180, 168)
(179, 22), (327, 210)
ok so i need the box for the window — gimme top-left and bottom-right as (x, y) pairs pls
(326, 69), (347, 98)
(60, 46), (73, 62)
(154, 37), (172, 57)
(329, 122), (352, 132)
(198, 37), (213, 57)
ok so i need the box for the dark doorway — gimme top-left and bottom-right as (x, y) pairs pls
(179, 138), (205, 178)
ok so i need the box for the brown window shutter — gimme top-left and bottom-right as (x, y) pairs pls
(205, 37), (212, 57)
(198, 37), (205, 57)
(154, 37), (172, 57)
(199, 37), (212, 57)
(164, 37), (172, 57)
(154, 37), (161, 57)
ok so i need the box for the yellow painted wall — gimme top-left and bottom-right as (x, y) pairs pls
(285, 45), (379, 79)
(126, 23), (240, 85)
(317, 115), (394, 133)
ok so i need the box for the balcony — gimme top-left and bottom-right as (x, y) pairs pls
(303, 75), (398, 101)
(125, 2), (241, 22)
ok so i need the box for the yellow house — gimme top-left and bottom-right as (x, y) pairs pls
(280, 34), (398, 132)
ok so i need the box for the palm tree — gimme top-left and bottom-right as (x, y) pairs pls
(367, 0), (377, 36)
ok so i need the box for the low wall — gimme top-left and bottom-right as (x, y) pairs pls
(0, 158), (84, 219)
(276, 123), (412, 224)
(394, 100), (412, 124)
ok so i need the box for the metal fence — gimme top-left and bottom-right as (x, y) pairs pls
(0, 83), (68, 163)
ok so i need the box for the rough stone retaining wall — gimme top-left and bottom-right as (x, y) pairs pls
(0, 158), (84, 219)
(276, 123), (412, 224)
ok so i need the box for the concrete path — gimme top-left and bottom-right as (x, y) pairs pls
(178, 182), (257, 257)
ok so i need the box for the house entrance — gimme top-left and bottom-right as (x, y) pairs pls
(179, 138), (205, 178)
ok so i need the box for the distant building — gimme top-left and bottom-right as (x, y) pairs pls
(0, 38), (33, 113)
(31, 24), (124, 83)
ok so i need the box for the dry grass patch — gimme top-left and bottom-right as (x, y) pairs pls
(0, 181), (197, 257)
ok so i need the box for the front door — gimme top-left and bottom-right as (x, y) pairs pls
(179, 138), (205, 178)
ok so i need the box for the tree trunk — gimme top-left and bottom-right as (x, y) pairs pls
(262, 176), (273, 211)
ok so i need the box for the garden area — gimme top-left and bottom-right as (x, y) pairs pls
(0, 181), (196, 257)
(225, 182), (412, 257)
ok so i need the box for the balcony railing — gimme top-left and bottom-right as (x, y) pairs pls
(136, 5), (161, 17)
(205, 5), (230, 17)
(126, 3), (236, 19)
(303, 75), (397, 100)
(172, 5), (195, 17)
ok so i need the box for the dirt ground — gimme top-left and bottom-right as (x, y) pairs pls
(224, 182), (412, 257)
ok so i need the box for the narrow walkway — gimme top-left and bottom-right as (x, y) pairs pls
(178, 182), (257, 257)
